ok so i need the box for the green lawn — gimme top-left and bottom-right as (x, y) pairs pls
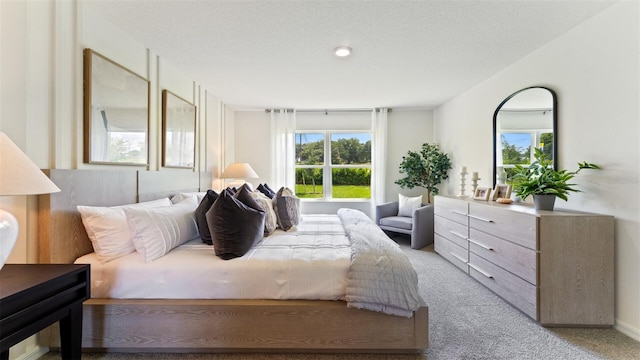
(295, 184), (370, 199)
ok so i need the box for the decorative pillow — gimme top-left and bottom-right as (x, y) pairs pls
(263, 183), (277, 195)
(272, 187), (300, 231)
(124, 197), (199, 263)
(194, 190), (219, 245)
(398, 194), (422, 218)
(234, 183), (262, 210)
(257, 183), (276, 199)
(206, 189), (265, 260)
(250, 191), (278, 236)
(77, 197), (172, 263)
(170, 192), (207, 204)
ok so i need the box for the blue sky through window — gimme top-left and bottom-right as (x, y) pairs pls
(503, 133), (531, 149)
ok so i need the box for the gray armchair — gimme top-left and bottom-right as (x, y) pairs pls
(375, 201), (434, 249)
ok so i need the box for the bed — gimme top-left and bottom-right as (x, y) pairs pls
(38, 169), (429, 353)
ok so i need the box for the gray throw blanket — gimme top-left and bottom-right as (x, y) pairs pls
(337, 208), (422, 317)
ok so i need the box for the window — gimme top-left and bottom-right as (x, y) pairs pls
(295, 132), (371, 199)
(500, 130), (553, 179)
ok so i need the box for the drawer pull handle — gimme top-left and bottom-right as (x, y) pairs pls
(468, 214), (494, 223)
(450, 252), (467, 263)
(469, 263), (494, 279)
(449, 230), (467, 240)
(468, 238), (493, 251)
(450, 210), (467, 216)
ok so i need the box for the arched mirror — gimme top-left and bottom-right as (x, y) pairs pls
(493, 86), (557, 187)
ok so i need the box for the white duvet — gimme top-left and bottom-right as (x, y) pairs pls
(75, 214), (351, 300)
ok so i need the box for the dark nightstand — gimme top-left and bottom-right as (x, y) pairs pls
(0, 264), (90, 360)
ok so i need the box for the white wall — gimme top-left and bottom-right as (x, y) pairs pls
(1, 1), (223, 357)
(231, 110), (271, 190)
(385, 109), (435, 203)
(434, 1), (640, 340)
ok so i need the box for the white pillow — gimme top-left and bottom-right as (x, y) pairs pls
(398, 194), (422, 218)
(124, 197), (199, 262)
(78, 198), (172, 263)
(250, 191), (278, 236)
(170, 192), (207, 204)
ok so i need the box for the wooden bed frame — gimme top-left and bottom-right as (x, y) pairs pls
(38, 169), (429, 353)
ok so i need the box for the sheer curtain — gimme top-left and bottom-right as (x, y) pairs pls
(371, 108), (388, 214)
(270, 109), (296, 190)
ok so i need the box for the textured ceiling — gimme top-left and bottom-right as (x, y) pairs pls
(83, 0), (616, 110)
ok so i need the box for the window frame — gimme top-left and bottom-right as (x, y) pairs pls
(295, 130), (372, 201)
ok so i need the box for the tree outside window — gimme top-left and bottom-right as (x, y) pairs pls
(295, 132), (371, 199)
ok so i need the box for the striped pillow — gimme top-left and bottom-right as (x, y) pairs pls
(124, 197), (199, 262)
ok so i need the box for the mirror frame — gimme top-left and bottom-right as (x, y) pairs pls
(161, 89), (197, 169)
(83, 48), (150, 166)
(492, 86), (557, 187)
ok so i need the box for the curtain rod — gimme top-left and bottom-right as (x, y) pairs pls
(265, 108), (392, 113)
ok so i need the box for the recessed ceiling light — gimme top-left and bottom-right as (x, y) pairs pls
(334, 46), (352, 57)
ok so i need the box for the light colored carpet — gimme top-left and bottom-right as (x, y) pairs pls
(40, 235), (639, 360)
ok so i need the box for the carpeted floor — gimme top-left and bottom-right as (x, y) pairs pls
(40, 235), (640, 360)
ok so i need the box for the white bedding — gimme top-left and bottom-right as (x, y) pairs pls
(75, 214), (351, 300)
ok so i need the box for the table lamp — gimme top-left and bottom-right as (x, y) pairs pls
(0, 132), (61, 269)
(220, 162), (259, 190)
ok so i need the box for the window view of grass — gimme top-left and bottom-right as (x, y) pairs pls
(295, 184), (371, 199)
(295, 132), (371, 199)
(333, 185), (371, 199)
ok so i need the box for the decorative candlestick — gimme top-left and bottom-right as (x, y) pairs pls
(496, 166), (506, 184)
(471, 172), (480, 196)
(457, 169), (468, 198)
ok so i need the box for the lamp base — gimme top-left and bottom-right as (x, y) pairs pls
(0, 209), (18, 270)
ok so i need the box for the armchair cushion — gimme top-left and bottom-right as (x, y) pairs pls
(379, 216), (413, 231)
(398, 194), (422, 217)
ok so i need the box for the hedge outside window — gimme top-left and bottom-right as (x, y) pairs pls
(295, 132), (371, 199)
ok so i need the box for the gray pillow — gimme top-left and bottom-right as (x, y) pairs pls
(257, 183), (276, 199)
(194, 190), (218, 245)
(272, 187), (300, 231)
(206, 188), (265, 260)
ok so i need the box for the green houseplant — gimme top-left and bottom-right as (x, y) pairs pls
(395, 143), (452, 203)
(510, 148), (600, 210)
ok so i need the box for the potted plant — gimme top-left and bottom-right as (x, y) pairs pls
(395, 143), (452, 203)
(510, 148), (600, 210)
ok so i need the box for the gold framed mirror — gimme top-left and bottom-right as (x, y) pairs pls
(83, 48), (150, 165)
(162, 90), (196, 169)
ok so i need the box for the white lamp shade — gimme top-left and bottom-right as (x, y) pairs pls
(0, 132), (60, 269)
(220, 163), (259, 179)
(0, 132), (60, 195)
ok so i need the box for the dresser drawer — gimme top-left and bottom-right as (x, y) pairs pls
(434, 196), (468, 225)
(469, 228), (537, 285)
(468, 203), (537, 250)
(468, 253), (537, 319)
(435, 215), (468, 249)
(435, 234), (468, 273)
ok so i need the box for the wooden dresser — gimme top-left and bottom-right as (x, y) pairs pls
(434, 195), (614, 326)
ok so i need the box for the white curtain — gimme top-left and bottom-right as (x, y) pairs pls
(371, 108), (388, 214)
(270, 109), (296, 190)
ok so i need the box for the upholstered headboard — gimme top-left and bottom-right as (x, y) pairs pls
(38, 169), (212, 264)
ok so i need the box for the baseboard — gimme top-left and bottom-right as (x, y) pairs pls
(615, 319), (640, 342)
(15, 345), (49, 360)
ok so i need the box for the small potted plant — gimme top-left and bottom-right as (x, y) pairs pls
(510, 148), (600, 210)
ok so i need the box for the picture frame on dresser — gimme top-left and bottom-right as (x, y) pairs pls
(83, 48), (150, 166)
(492, 184), (512, 200)
(473, 186), (491, 200)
